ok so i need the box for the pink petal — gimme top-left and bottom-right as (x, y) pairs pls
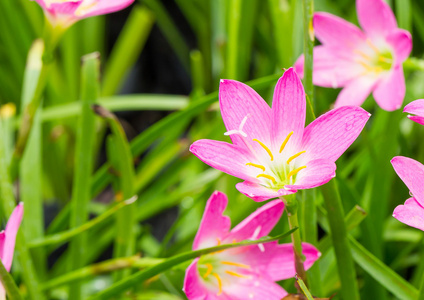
(271, 68), (305, 151)
(356, 0), (397, 38)
(295, 46), (361, 88)
(313, 12), (367, 49)
(373, 66), (405, 111)
(391, 156), (424, 206)
(285, 159), (336, 190)
(238, 242), (321, 281)
(2, 203), (23, 271)
(223, 276), (288, 300)
(404, 99), (424, 126)
(235, 181), (295, 202)
(183, 259), (210, 300)
(301, 106), (370, 163)
(386, 29), (413, 63)
(219, 79), (272, 152)
(393, 198), (424, 231)
(334, 76), (377, 108)
(227, 200), (285, 242)
(77, 0), (134, 18)
(193, 192), (231, 250)
(189, 139), (258, 182)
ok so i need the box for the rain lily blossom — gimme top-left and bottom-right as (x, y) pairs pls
(190, 68), (370, 202)
(183, 191), (320, 299)
(0, 203), (23, 300)
(392, 157), (424, 231)
(33, 0), (134, 28)
(294, 0), (412, 111)
(404, 100), (424, 126)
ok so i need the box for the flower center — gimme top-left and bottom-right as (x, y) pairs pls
(246, 131), (307, 189)
(354, 39), (393, 75)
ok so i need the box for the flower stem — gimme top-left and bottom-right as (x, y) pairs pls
(418, 273), (424, 300)
(284, 195), (308, 289)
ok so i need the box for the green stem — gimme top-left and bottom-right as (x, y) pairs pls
(321, 180), (360, 300)
(302, 0), (314, 122)
(284, 195), (308, 289)
(418, 270), (424, 300)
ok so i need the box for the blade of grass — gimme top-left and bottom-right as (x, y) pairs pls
(102, 5), (155, 96)
(320, 179), (360, 300)
(349, 236), (418, 300)
(89, 228), (297, 299)
(0, 259), (23, 300)
(68, 52), (100, 300)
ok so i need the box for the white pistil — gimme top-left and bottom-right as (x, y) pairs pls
(224, 114), (250, 138)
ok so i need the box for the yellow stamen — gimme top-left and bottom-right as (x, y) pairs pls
(225, 270), (251, 278)
(378, 56), (392, 63)
(203, 263), (213, 278)
(232, 239), (237, 243)
(279, 131), (294, 153)
(221, 261), (251, 269)
(288, 166), (307, 179)
(216, 238), (221, 245)
(256, 174), (276, 183)
(252, 139), (273, 161)
(211, 273), (223, 296)
(245, 163), (266, 172)
(367, 39), (380, 54)
(287, 151), (306, 164)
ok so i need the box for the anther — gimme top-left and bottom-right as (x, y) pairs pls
(203, 263), (214, 278)
(256, 174), (276, 183)
(245, 163), (266, 172)
(221, 261), (251, 269)
(252, 139), (273, 161)
(287, 166), (307, 179)
(287, 151), (306, 164)
(212, 273), (223, 296)
(280, 131), (294, 153)
(225, 270), (251, 279)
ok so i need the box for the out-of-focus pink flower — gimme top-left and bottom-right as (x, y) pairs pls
(183, 191), (320, 300)
(190, 68), (370, 202)
(391, 156), (424, 231)
(33, 0), (134, 27)
(295, 0), (412, 111)
(404, 100), (424, 126)
(0, 203), (23, 299)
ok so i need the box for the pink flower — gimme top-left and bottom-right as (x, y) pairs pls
(33, 0), (134, 27)
(0, 203), (23, 299)
(392, 157), (424, 231)
(294, 0), (412, 111)
(404, 100), (424, 126)
(183, 191), (320, 300)
(190, 68), (370, 202)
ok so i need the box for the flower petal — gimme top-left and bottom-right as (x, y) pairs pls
(227, 200), (285, 242)
(77, 0), (134, 18)
(271, 68), (306, 151)
(373, 66), (405, 111)
(219, 79), (272, 151)
(295, 46), (361, 88)
(334, 76), (377, 108)
(301, 106), (370, 163)
(285, 159), (336, 190)
(391, 156), (424, 206)
(386, 29), (413, 63)
(183, 259), (210, 300)
(190, 139), (258, 182)
(2, 203), (23, 271)
(356, 0), (397, 38)
(393, 198), (424, 231)
(235, 181), (295, 202)
(193, 192), (231, 250)
(223, 276), (288, 300)
(238, 242), (320, 281)
(404, 99), (424, 126)
(313, 12), (366, 48)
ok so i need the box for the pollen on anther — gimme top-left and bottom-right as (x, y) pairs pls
(287, 166), (307, 179)
(280, 131), (294, 153)
(256, 174), (276, 183)
(252, 139), (274, 161)
(287, 150), (306, 164)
